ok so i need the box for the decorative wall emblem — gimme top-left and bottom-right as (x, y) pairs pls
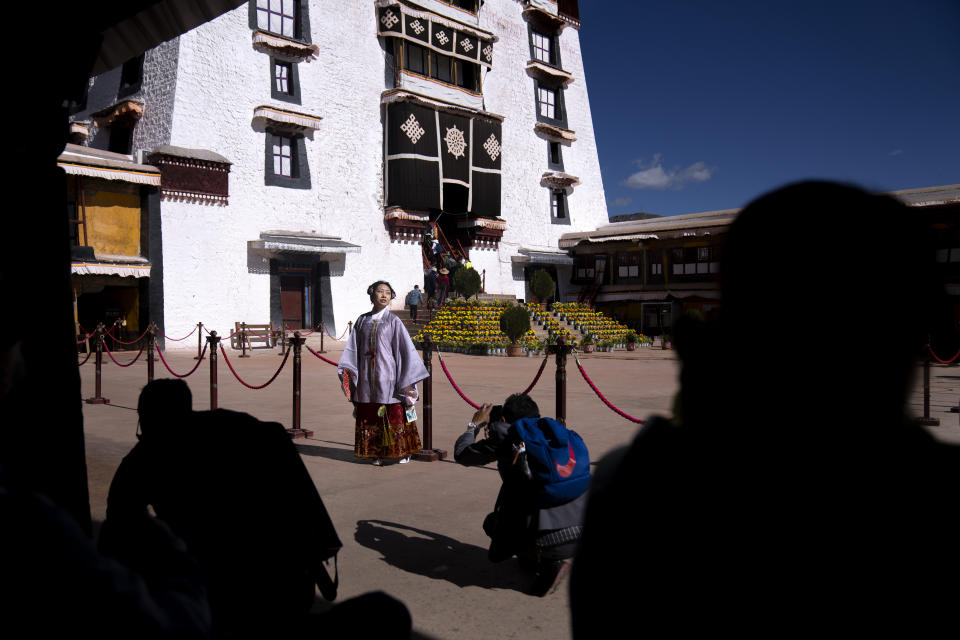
(483, 44), (493, 61)
(435, 30), (449, 46)
(409, 19), (425, 35)
(461, 38), (473, 53)
(483, 133), (501, 162)
(444, 126), (466, 159)
(380, 10), (399, 29)
(401, 114), (426, 144)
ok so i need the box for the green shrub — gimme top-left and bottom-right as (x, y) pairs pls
(453, 267), (482, 300)
(499, 305), (531, 344)
(530, 269), (555, 304)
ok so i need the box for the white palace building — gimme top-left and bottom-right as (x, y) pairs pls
(66, 0), (607, 344)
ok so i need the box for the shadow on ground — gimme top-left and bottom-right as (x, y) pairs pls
(354, 520), (527, 592)
(295, 440), (370, 464)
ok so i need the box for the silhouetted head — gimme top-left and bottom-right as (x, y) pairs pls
(683, 180), (943, 431)
(502, 394), (540, 423)
(137, 379), (192, 438)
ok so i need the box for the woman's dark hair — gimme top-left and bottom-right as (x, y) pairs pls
(137, 379), (192, 436)
(502, 393), (540, 423)
(367, 280), (396, 303)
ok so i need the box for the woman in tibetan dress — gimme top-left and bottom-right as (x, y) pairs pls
(338, 281), (429, 465)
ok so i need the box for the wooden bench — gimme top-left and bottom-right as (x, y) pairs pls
(231, 322), (276, 350)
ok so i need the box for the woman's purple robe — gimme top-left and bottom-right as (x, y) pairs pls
(338, 310), (428, 404)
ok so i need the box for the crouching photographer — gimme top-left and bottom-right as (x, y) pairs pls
(453, 393), (590, 596)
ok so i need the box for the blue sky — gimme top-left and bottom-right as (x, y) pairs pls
(577, 1), (960, 217)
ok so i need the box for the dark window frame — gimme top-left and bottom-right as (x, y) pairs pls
(550, 190), (571, 226)
(270, 57), (301, 104)
(615, 251), (643, 283)
(402, 41), (481, 93)
(547, 141), (564, 171)
(646, 249), (665, 285)
(526, 23), (562, 69)
(249, 0), (312, 44)
(264, 129), (311, 189)
(117, 53), (145, 99)
(534, 79), (567, 127)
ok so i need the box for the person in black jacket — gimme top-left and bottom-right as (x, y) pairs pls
(454, 393), (587, 596)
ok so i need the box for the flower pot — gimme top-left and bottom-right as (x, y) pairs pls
(626, 343), (637, 351)
(507, 344), (525, 357)
(583, 344), (595, 353)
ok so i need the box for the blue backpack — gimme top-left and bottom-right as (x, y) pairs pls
(511, 417), (591, 507)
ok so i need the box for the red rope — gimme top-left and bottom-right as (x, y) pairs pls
(299, 323), (322, 337)
(159, 325), (199, 342)
(305, 344), (339, 366)
(325, 325), (349, 340)
(107, 327), (151, 345)
(521, 355), (549, 395)
(575, 357), (644, 424)
(155, 344), (208, 378)
(76, 336), (89, 346)
(436, 353), (481, 410)
(78, 324), (89, 335)
(77, 349), (92, 366)
(929, 346), (960, 365)
(103, 340), (146, 368)
(220, 347), (291, 389)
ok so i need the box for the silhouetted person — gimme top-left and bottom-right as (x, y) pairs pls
(454, 394), (590, 596)
(101, 379), (343, 638)
(1, 348), (211, 638)
(571, 181), (959, 636)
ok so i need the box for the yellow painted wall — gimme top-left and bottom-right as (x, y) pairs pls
(79, 181), (141, 256)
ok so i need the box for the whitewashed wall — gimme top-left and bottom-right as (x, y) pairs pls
(152, 0), (606, 344)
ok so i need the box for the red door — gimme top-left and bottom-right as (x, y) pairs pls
(280, 276), (304, 329)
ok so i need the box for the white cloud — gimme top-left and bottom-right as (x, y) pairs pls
(609, 197), (632, 207)
(624, 154), (714, 190)
(888, 149), (903, 156)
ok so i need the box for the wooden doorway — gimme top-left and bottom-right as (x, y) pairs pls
(280, 275), (305, 329)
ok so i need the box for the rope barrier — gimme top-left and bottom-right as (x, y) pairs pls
(158, 325), (199, 342)
(76, 336), (89, 346)
(299, 323), (322, 337)
(436, 352), (481, 410)
(305, 344), (339, 366)
(103, 340), (146, 368)
(155, 344), (208, 378)
(78, 324), (89, 335)
(521, 355), (549, 395)
(202, 325), (213, 334)
(220, 346), (291, 389)
(575, 357), (643, 424)
(325, 325), (349, 340)
(106, 327), (151, 346)
(77, 349), (92, 366)
(928, 346), (960, 365)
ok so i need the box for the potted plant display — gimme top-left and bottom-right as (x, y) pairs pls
(531, 269), (555, 310)
(625, 330), (638, 351)
(581, 332), (595, 353)
(499, 304), (532, 357)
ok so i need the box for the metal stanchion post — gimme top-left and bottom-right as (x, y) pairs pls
(147, 323), (156, 383)
(195, 322), (204, 360)
(413, 334), (445, 461)
(287, 331), (313, 438)
(279, 325), (287, 357)
(920, 346), (940, 426)
(207, 331), (220, 410)
(240, 322), (249, 358)
(347, 320), (353, 336)
(320, 322), (326, 353)
(85, 323), (109, 404)
(555, 336), (567, 426)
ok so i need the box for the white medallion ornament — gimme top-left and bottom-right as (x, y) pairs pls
(483, 44), (493, 62)
(483, 133), (501, 162)
(409, 19), (424, 35)
(435, 30), (449, 46)
(461, 38), (473, 53)
(444, 126), (467, 159)
(401, 114), (426, 144)
(380, 10), (399, 29)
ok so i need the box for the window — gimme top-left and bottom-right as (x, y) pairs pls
(551, 190), (569, 225)
(402, 42), (480, 92)
(538, 87), (556, 119)
(108, 125), (133, 155)
(574, 255), (596, 281)
(265, 131), (311, 189)
(647, 250), (664, 283)
(548, 141), (563, 169)
(270, 58), (300, 103)
(668, 246), (719, 281)
(436, 0), (478, 11)
(273, 135), (292, 177)
(257, 0), (296, 38)
(617, 253), (641, 281)
(531, 31), (551, 64)
(118, 54), (145, 99)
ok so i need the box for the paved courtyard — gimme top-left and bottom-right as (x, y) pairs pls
(77, 339), (960, 639)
